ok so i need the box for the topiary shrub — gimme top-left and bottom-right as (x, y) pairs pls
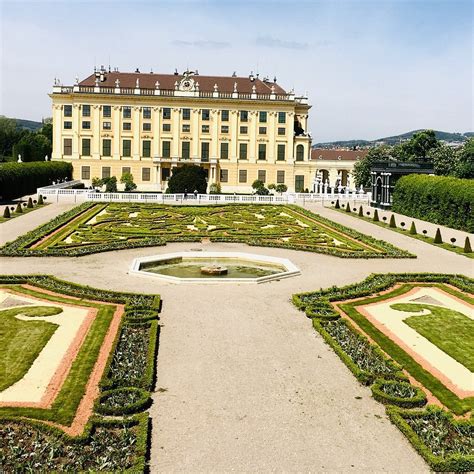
(168, 164), (207, 194)
(434, 228), (443, 244)
(409, 221), (417, 235)
(27, 197), (34, 208)
(389, 215), (396, 228)
(335, 199), (340, 209)
(373, 209), (379, 222)
(15, 203), (23, 214)
(38, 195), (44, 205)
(463, 237), (472, 253)
(3, 206), (11, 218)
(345, 202), (351, 212)
(358, 205), (363, 217)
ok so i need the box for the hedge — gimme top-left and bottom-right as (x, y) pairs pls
(0, 161), (73, 200)
(392, 175), (474, 232)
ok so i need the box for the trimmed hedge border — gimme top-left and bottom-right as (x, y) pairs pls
(96, 387), (151, 416)
(371, 379), (427, 408)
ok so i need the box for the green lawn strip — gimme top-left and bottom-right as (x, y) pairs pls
(339, 293), (473, 414)
(34, 203), (106, 250)
(392, 303), (474, 371)
(0, 306), (61, 391)
(0, 285), (116, 425)
(0, 204), (48, 223)
(332, 207), (474, 259)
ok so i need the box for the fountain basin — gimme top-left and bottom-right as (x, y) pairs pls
(129, 252), (300, 284)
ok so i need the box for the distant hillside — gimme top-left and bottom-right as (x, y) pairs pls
(314, 130), (472, 149)
(15, 118), (43, 131)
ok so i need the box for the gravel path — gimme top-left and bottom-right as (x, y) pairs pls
(2, 201), (472, 471)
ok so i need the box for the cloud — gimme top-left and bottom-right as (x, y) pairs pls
(170, 40), (231, 49)
(255, 36), (308, 50)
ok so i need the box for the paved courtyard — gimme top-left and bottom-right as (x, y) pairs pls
(1, 201), (471, 471)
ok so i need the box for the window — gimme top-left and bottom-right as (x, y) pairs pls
(142, 167), (151, 181)
(277, 144), (285, 161)
(278, 127), (286, 136)
(240, 110), (248, 122)
(123, 139), (131, 157)
(122, 166), (131, 176)
(162, 141), (170, 158)
(182, 124), (190, 133)
(103, 122), (111, 130)
(123, 106), (131, 119)
(220, 169), (228, 182)
(182, 141), (190, 159)
(182, 108), (190, 120)
(239, 169), (247, 183)
(202, 125), (210, 133)
(258, 143), (266, 160)
(64, 121), (72, 129)
(221, 125), (229, 134)
(81, 166), (90, 180)
(220, 142), (229, 159)
(123, 122), (131, 131)
(143, 107), (151, 119)
(239, 143), (247, 160)
(296, 144), (305, 161)
(259, 126), (267, 135)
(295, 175), (305, 192)
(103, 105), (111, 118)
(142, 140), (151, 158)
(82, 121), (91, 130)
(277, 170), (285, 184)
(163, 123), (171, 132)
(259, 111), (267, 123)
(82, 105), (90, 117)
(82, 138), (91, 156)
(240, 126), (248, 134)
(64, 138), (72, 155)
(201, 142), (210, 161)
(102, 166), (111, 179)
(278, 112), (286, 124)
(143, 122), (151, 131)
(258, 170), (266, 183)
(162, 108), (171, 119)
(221, 110), (229, 122)
(201, 109), (210, 120)
(162, 167), (170, 181)
(102, 139), (111, 156)
(64, 105), (72, 117)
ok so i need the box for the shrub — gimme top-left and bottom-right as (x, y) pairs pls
(434, 228), (443, 244)
(345, 202), (351, 212)
(168, 164), (207, 194)
(335, 199), (340, 209)
(358, 205), (363, 216)
(464, 237), (472, 253)
(27, 197), (33, 208)
(373, 209), (379, 222)
(0, 161), (72, 200)
(275, 184), (288, 193)
(209, 183), (221, 194)
(102, 176), (118, 193)
(3, 206), (10, 218)
(389, 214), (396, 228)
(38, 194), (44, 205)
(371, 379), (427, 408)
(120, 172), (137, 192)
(409, 221), (417, 235)
(392, 174), (474, 232)
(15, 203), (22, 213)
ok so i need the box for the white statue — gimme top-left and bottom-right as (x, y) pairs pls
(17, 154), (22, 163)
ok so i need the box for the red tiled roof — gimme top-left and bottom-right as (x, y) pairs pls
(310, 148), (368, 161)
(79, 71), (287, 94)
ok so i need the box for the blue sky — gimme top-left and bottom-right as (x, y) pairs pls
(1, 0), (472, 141)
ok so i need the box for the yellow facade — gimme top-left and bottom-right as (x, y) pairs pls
(51, 70), (317, 192)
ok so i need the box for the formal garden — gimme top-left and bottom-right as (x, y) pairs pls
(293, 273), (474, 471)
(0, 275), (160, 471)
(0, 203), (412, 258)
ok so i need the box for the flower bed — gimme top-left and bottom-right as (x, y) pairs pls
(97, 387), (151, 415)
(371, 379), (427, 408)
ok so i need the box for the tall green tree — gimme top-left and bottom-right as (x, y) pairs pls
(120, 172), (137, 192)
(168, 165), (207, 194)
(428, 144), (457, 176)
(12, 133), (51, 162)
(392, 130), (440, 162)
(352, 145), (392, 187)
(455, 138), (474, 179)
(0, 116), (24, 159)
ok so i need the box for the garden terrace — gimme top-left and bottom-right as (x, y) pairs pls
(293, 273), (474, 472)
(0, 275), (159, 471)
(0, 203), (412, 258)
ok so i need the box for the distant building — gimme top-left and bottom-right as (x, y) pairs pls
(50, 67), (315, 192)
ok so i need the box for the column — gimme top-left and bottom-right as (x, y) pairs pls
(91, 104), (100, 160)
(287, 111), (294, 161)
(268, 111), (276, 163)
(132, 106), (140, 159)
(152, 107), (161, 158)
(52, 104), (62, 159)
(72, 104), (80, 159)
(112, 105), (121, 160)
(171, 107), (180, 158)
(249, 110), (258, 162)
(230, 110), (238, 160)
(191, 109), (199, 158)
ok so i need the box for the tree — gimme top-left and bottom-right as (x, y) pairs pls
(455, 138), (474, 179)
(352, 145), (392, 188)
(0, 116), (24, 160)
(409, 221), (417, 235)
(275, 184), (287, 193)
(267, 183), (276, 191)
(251, 179), (269, 195)
(168, 165), (207, 194)
(209, 183), (221, 194)
(102, 176), (117, 193)
(91, 177), (102, 189)
(12, 132), (51, 162)
(428, 144), (457, 176)
(434, 228), (443, 244)
(120, 172), (137, 192)
(39, 122), (53, 144)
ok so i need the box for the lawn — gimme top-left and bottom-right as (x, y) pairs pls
(393, 303), (474, 371)
(0, 203), (413, 258)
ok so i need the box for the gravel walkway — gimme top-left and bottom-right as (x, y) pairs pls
(2, 202), (472, 471)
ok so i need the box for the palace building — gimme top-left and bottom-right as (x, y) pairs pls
(51, 67), (361, 193)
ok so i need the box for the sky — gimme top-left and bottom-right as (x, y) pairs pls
(0, 0), (472, 142)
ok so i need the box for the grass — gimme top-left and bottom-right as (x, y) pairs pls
(332, 206), (473, 259)
(0, 306), (61, 391)
(0, 203), (48, 223)
(338, 283), (474, 414)
(392, 303), (474, 371)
